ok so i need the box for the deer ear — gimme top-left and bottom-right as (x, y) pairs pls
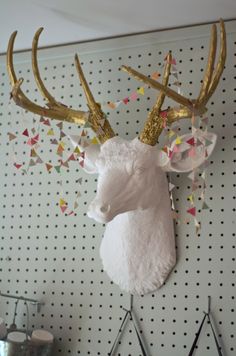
(82, 144), (101, 174)
(158, 131), (217, 173)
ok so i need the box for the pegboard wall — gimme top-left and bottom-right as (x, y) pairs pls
(0, 20), (235, 356)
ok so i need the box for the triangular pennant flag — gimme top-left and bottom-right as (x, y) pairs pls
(91, 137), (99, 145)
(122, 97), (129, 105)
(187, 194), (195, 204)
(171, 65), (177, 73)
(175, 136), (182, 145)
(60, 205), (67, 213)
(96, 127), (105, 136)
(130, 92), (138, 101)
(205, 138), (213, 147)
(188, 171), (195, 180)
(81, 130), (87, 137)
(151, 71), (161, 80)
(80, 151), (85, 159)
(186, 137), (195, 146)
(60, 131), (66, 139)
(79, 160), (84, 168)
(74, 146), (81, 154)
(77, 191), (82, 198)
(47, 128), (54, 136)
(36, 157), (43, 164)
(60, 198), (67, 207)
(56, 122), (63, 130)
(46, 163), (53, 172)
(172, 72), (179, 79)
(187, 207), (196, 216)
(74, 201), (79, 209)
(108, 102), (116, 109)
(22, 169), (28, 175)
(68, 154), (76, 161)
(30, 149), (38, 157)
(43, 119), (51, 126)
(83, 120), (91, 129)
(61, 160), (69, 168)
(54, 165), (61, 173)
(202, 201), (209, 210)
(137, 87), (145, 95)
(22, 129), (29, 137)
(8, 133), (17, 141)
(14, 162), (22, 169)
(33, 134), (39, 142)
(173, 81), (181, 87)
(169, 182), (175, 191)
(77, 178), (83, 185)
(51, 139), (58, 145)
(29, 159), (36, 167)
(170, 58), (176, 65)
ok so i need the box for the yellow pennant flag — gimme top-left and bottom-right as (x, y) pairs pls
(47, 128), (54, 136)
(91, 137), (99, 145)
(137, 87), (145, 95)
(60, 198), (67, 207)
(175, 136), (182, 145)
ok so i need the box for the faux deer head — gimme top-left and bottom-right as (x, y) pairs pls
(7, 20), (226, 295)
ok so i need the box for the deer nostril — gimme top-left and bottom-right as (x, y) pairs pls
(100, 204), (110, 214)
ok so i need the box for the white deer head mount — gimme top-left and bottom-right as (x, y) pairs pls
(7, 20), (226, 295)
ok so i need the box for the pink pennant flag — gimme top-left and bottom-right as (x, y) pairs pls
(60, 205), (67, 213)
(122, 97), (129, 105)
(80, 152), (85, 159)
(68, 154), (76, 161)
(14, 163), (22, 169)
(130, 92), (138, 101)
(22, 129), (29, 137)
(187, 207), (196, 216)
(160, 110), (168, 118)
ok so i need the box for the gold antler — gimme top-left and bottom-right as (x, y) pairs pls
(7, 29), (115, 143)
(139, 52), (172, 145)
(121, 19), (226, 144)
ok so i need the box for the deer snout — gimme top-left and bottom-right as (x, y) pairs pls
(87, 200), (111, 223)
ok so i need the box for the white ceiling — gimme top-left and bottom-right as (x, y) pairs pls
(1, 0), (236, 53)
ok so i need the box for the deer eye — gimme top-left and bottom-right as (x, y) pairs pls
(135, 166), (145, 175)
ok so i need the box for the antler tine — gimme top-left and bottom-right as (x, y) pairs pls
(197, 24), (217, 104)
(32, 27), (59, 107)
(74, 54), (115, 143)
(7, 31), (90, 125)
(139, 52), (172, 145)
(75, 54), (101, 116)
(202, 19), (226, 105)
(121, 65), (193, 110)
